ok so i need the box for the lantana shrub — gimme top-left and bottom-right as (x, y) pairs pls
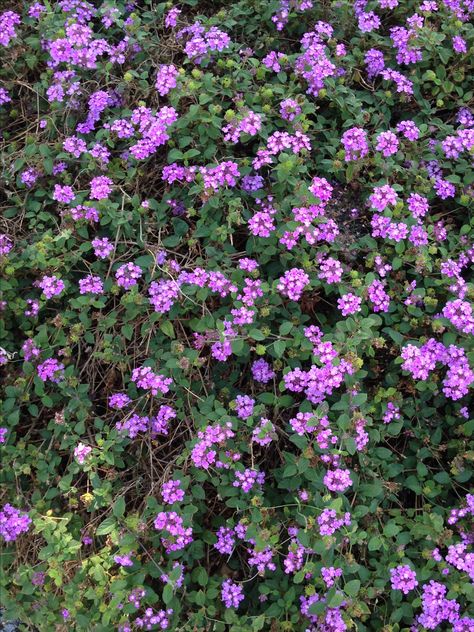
(0, 0), (473, 630)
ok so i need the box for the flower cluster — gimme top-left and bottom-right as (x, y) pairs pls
(153, 512), (193, 553)
(390, 565), (418, 594)
(221, 579), (244, 609)
(2, 0), (474, 629)
(0, 504), (32, 542)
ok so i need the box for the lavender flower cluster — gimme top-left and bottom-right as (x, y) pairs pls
(1, 0), (473, 629)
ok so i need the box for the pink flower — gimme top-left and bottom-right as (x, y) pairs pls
(74, 443), (92, 464)
(323, 468), (352, 492)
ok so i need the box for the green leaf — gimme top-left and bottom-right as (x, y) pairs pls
(195, 590), (206, 606)
(252, 615), (266, 631)
(160, 320), (175, 339)
(96, 516), (116, 536)
(308, 599), (326, 616)
(231, 338), (244, 355)
(249, 328), (266, 341)
(163, 584), (174, 605)
(273, 340), (286, 357)
(360, 481), (384, 498)
(352, 392), (367, 406)
(344, 579), (361, 597)
(279, 321), (293, 336)
(121, 324), (134, 341)
(327, 591), (345, 608)
(195, 567), (208, 587)
(368, 536), (382, 551)
(113, 497), (125, 518)
(383, 522), (401, 537)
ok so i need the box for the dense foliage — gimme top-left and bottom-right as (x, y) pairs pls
(0, 0), (473, 630)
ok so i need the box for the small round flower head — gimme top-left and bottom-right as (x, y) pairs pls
(390, 564), (418, 594)
(221, 579), (244, 609)
(53, 184), (75, 204)
(375, 130), (399, 157)
(407, 193), (429, 220)
(0, 87), (11, 105)
(238, 257), (259, 271)
(0, 234), (13, 256)
(369, 184), (398, 211)
(22, 339), (41, 361)
(251, 359), (275, 383)
(323, 468), (352, 492)
(37, 275), (65, 299)
(309, 176), (333, 202)
(24, 299), (40, 317)
(90, 175), (113, 200)
(155, 64), (178, 96)
(0, 348), (9, 366)
(337, 293), (362, 316)
(115, 263), (143, 289)
(109, 393), (131, 409)
(368, 279), (390, 312)
(321, 566), (343, 588)
(298, 489), (310, 501)
(0, 12), (21, 48)
(341, 127), (369, 161)
(37, 358), (65, 383)
(91, 237), (114, 259)
(31, 571), (45, 586)
(251, 418), (275, 446)
(358, 10), (381, 32)
(114, 554), (134, 567)
(459, 406), (469, 419)
(0, 504), (32, 542)
(452, 35), (467, 54)
(241, 175), (264, 192)
(233, 468), (265, 493)
(131, 366), (173, 395)
(161, 480), (185, 504)
(63, 135), (86, 157)
(280, 98), (302, 121)
(318, 256), (343, 284)
(277, 268), (310, 301)
(153, 511), (193, 552)
(116, 413), (149, 439)
(74, 443), (92, 464)
(128, 586), (146, 608)
(383, 402), (401, 423)
(165, 6), (181, 28)
(79, 275), (104, 295)
(235, 395), (255, 419)
(396, 120), (420, 141)
(51, 161), (66, 175)
(433, 178), (455, 199)
(214, 527), (236, 554)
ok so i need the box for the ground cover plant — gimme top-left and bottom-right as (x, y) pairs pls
(0, 0), (473, 630)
